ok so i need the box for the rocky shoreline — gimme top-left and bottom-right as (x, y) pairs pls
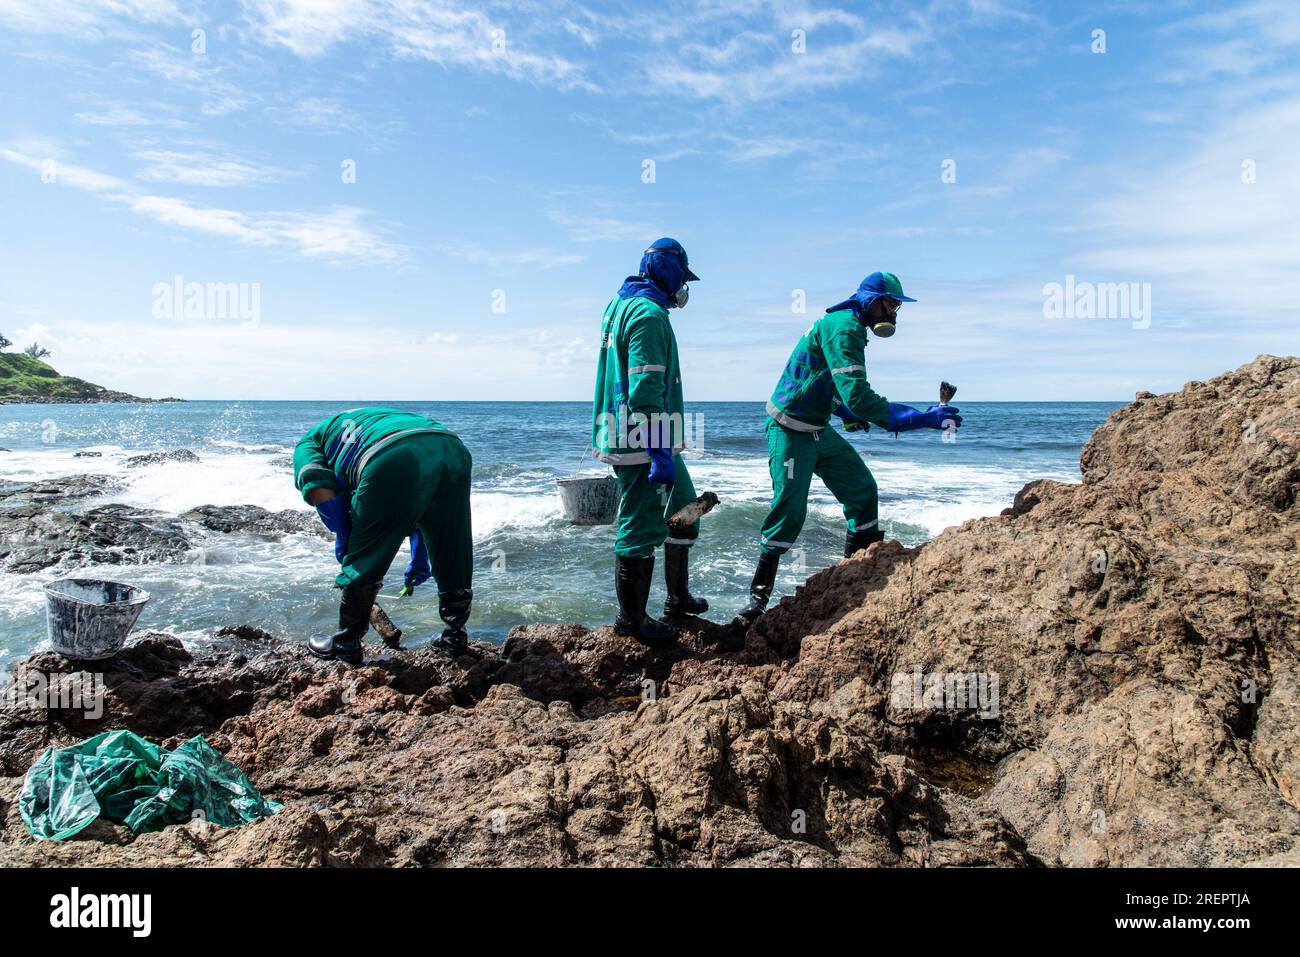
(0, 355), (1297, 867)
(0, 394), (185, 405)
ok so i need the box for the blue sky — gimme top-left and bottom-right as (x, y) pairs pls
(1, 0), (1297, 401)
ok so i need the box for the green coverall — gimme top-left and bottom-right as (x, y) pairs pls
(293, 409), (473, 594)
(759, 309), (892, 555)
(591, 294), (698, 558)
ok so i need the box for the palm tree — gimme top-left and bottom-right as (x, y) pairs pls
(24, 342), (51, 359)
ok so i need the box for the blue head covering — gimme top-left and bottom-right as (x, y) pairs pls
(617, 238), (700, 308)
(827, 271), (916, 320)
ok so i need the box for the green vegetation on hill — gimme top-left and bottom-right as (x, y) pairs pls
(0, 352), (169, 403)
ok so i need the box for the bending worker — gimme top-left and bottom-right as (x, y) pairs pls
(293, 407), (474, 664)
(592, 238), (707, 647)
(736, 272), (962, 624)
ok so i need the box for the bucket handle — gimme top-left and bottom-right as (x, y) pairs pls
(571, 444), (612, 478)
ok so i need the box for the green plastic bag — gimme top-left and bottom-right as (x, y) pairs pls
(20, 729), (282, 841)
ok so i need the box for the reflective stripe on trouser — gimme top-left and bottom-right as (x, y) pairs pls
(336, 431), (474, 594)
(613, 454), (698, 559)
(758, 417), (877, 555)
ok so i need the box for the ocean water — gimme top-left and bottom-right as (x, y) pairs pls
(0, 400), (1120, 668)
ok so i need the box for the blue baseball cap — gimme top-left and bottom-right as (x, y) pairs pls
(644, 237), (700, 282)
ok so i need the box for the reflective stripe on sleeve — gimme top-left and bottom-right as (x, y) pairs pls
(296, 463), (334, 485)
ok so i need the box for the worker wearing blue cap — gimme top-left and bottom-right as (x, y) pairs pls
(736, 272), (962, 625)
(591, 238), (705, 647)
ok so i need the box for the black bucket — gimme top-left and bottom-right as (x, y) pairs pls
(556, 475), (619, 526)
(43, 578), (151, 660)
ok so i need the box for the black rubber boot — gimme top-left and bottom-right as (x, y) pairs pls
(844, 527), (885, 557)
(663, 543), (708, 618)
(431, 588), (472, 654)
(735, 551), (780, 625)
(613, 555), (679, 647)
(308, 581), (380, 666)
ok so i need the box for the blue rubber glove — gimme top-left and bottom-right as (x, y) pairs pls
(648, 445), (676, 486)
(403, 530), (431, 595)
(887, 402), (963, 433)
(314, 495), (351, 563)
(642, 417), (676, 486)
(835, 403), (868, 433)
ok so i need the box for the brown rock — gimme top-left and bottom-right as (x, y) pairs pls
(1, 355), (1296, 867)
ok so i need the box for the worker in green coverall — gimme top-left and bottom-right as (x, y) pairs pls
(591, 238), (706, 647)
(735, 272), (963, 624)
(293, 408), (474, 664)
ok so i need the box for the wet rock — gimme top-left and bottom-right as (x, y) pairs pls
(214, 624), (282, 643)
(0, 503), (192, 573)
(73, 450), (102, 458)
(124, 449), (200, 468)
(0, 473), (121, 504)
(179, 504), (324, 538)
(0, 487), (327, 573)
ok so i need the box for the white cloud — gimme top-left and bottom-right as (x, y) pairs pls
(641, 9), (934, 104)
(22, 315), (594, 400)
(1076, 92), (1300, 317)
(127, 194), (260, 240)
(132, 147), (287, 187)
(128, 45), (253, 116)
(962, 146), (1068, 197)
(238, 0), (596, 91)
(1, 144), (405, 263)
(523, 329), (592, 370)
(234, 0), (355, 55)
(1154, 1), (1300, 84)
(717, 133), (814, 163)
(0, 144), (131, 192)
(73, 102), (190, 128)
(560, 17), (596, 47)
(283, 97), (357, 132)
(546, 204), (659, 244)
(435, 239), (583, 270)
(264, 207), (407, 263)
(0, 0), (181, 33)
(264, 97), (404, 145)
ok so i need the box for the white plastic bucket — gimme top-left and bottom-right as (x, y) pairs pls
(44, 578), (151, 660)
(556, 476), (619, 526)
